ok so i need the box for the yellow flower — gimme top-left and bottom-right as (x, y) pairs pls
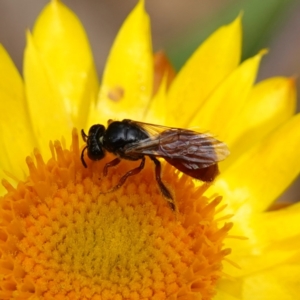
(0, 0), (299, 299)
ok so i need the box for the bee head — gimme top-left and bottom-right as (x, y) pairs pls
(81, 124), (106, 167)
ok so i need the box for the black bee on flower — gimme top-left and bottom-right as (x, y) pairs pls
(81, 119), (229, 210)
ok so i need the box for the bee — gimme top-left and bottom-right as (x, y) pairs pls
(81, 119), (229, 210)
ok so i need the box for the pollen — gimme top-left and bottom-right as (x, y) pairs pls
(0, 129), (232, 299)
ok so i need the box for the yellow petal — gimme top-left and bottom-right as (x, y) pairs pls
(220, 204), (300, 299)
(144, 76), (167, 124)
(0, 175), (5, 195)
(152, 51), (175, 96)
(223, 77), (296, 169)
(216, 113), (300, 214)
(89, 0), (153, 125)
(166, 15), (242, 127)
(32, 0), (99, 128)
(24, 32), (71, 154)
(242, 263), (300, 300)
(215, 289), (241, 300)
(189, 51), (265, 140)
(0, 45), (36, 182)
(219, 262), (300, 300)
(224, 203), (300, 277)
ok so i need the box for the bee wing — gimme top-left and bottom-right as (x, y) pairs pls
(123, 119), (173, 135)
(124, 125), (229, 168)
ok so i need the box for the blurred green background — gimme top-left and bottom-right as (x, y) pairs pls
(0, 0), (299, 202)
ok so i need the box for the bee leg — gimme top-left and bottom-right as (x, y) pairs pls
(103, 158), (121, 176)
(149, 156), (175, 211)
(110, 157), (145, 192)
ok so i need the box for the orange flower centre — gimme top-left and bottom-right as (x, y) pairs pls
(0, 129), (232, 299)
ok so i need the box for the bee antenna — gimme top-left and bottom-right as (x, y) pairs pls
(81, 146), (88, 168)
(81, 129), (88, 142)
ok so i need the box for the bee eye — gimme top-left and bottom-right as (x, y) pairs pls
(88, 145), (105, 161)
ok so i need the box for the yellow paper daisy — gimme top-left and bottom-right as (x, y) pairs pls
(0, 1), (299, 299)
